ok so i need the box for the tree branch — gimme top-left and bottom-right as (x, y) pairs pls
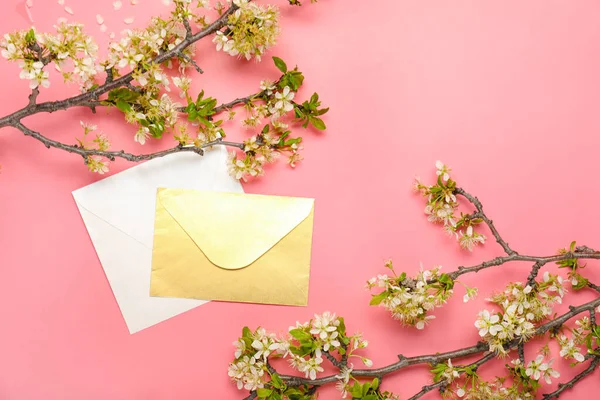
(12, 121), (243, 162)
(455, 187), (517, 256)
(542, 356), (600, 399)
(28, 88), (39, 107)
(408, 352), (496, 400)
(240, 297), (599, 398)
(0, 4), (238, 129)
(177, 51), (204, 74)
(446, 251), (600, 281)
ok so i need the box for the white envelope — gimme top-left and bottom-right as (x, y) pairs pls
(72, 146), (244, 333)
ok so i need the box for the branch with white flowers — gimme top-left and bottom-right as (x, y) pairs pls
(542, 356), (600, 399)
(0, 0), (328, 179)
(230, 162), (600, 400)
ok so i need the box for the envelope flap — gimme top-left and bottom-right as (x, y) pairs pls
(72, 147), (241, 249)
(157, 188), (314, 270)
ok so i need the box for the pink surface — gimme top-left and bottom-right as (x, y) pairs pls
(1, 0), (600, 399)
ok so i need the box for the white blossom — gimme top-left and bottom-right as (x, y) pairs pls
(310, 311), (339, 340)
(474, 310), (500, 337)
(269, 86), (294, 115)
(435, 160), (451, 182)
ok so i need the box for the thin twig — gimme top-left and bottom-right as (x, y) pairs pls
(408, 352), (496, 400)
(455, 187), (517, 256)
(542, 356), (600, 399)
(182, 17), (193, 38)
(527, 260), (548, 287)
(408, 381), (447, 400)
(12, 121), (243, 162)
(105, 67), (114, 84)
(447, 252), (600, 281)
(323, 351), (342, 369)
(588, 281), (600, 293)
(178, 51), (204, 74)
(28, 88), (39, 107)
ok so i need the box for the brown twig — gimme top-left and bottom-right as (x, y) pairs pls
(408, 352), (496, 400)
(447, 251), (600, 281)
(28, 88), (39, 107)
(542, 356), (600, 399)
(454, 187), (517, 256)
(12, 121), (243, 162)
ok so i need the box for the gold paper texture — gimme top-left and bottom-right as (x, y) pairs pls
(150, 188), (314, 306)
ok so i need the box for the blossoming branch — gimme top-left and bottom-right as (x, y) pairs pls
(229, 162), (600, 400)
(0, 0), (327, 180)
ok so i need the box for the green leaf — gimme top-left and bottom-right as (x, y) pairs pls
(338, 317), (347, 337)
(350, 382), (363, 397)
(371, 378), (379, 390)
(262, 124), (270, 134)
(115, 99), (131, 113)
(363, 395), (378, 400)
(288, 74), (298, 90)
(242, 327), (252, 339)
(309, 117), (326, 130)
(256, 388), (272, 398)
(284, 137), (302, 146)
(370, 292), (388, 306)
(271, 393), (282, 400)
(316, 107), (329, 116)
(147, 118), (165, 138)
(108, 88), (140, 103)
(273, 56), (287, 73)
(289, 329), (312, 341)
(438, 273), (455, 291)
(25, 28), (36, 44)
(196, 90), (206, 104)
(271, 373), (284, 389)
(279, 131), (291, 140)
(362, 382), (371, 395)
(279, 70), (305, 91)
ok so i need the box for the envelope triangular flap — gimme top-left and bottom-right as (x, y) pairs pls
(157, 188), (314, 270)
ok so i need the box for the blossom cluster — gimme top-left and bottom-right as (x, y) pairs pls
(432, 354), (559, 399)
(556, 305), (600, 365)
(522, 355), (560, 384)
(228, 312), (371, 398)
(414, 161), (486, 251)
(214, 0), (280, 61)
(2, 0), (328, 180)
(106, 16), (188, 83)
(367, 260), (454, 329)
(1, 22), (100, 91)
(227, 119), (301, 180)
(77, 121), (111, 174)
(226, 56), (322, 181)
(475, 272), (566, 354)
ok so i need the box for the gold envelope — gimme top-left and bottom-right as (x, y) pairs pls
(150, 188), (315, 306)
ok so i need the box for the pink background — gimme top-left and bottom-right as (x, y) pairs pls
(1, 0), (600, 398)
